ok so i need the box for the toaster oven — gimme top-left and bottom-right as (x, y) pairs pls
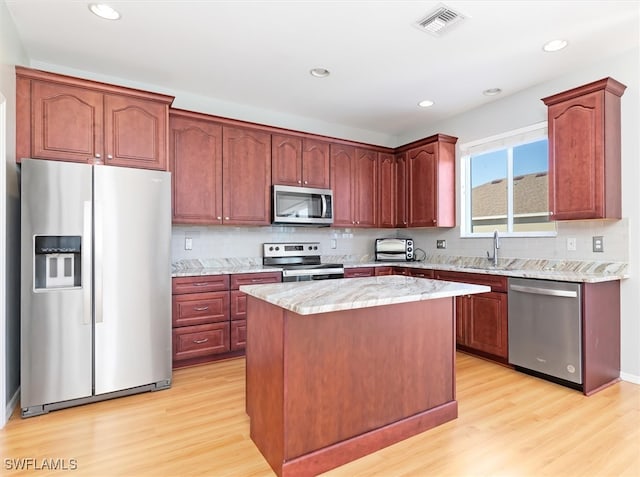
(375, 238), (414, 261)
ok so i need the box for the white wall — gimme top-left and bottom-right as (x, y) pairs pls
(0, 0), (28, 426)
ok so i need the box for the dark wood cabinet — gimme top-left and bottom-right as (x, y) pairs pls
(172, 275), (232, 367)
(170, 112), (223, 224)
(229, 272), (282, 352)
(173, 323), (230, 362)
(435, 270), (508, 362)
(344, 267), (375, 278)
(330, 144), (355, 227)
(406, 135), (456, 227)
(374, 266), (394, 276)
(222, 126), (272, 225)
(543, 77), (626, 220)
(329, 145), (379, 227)
(378, 152), (396, 228)
(272, 134), (330, 189)
(395, 152), (409, 228)
(17, 66), (172, 170)
(407, 268), (434, 279)
(171, 271), (281, 367)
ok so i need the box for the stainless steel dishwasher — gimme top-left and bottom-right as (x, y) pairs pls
(508, 277), (582, 389)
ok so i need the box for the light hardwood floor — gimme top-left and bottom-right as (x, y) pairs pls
(1, 353), (638, 477)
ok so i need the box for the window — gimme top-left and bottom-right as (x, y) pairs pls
(460, 123), (556, 237)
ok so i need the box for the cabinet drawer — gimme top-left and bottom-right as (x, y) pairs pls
(408, 269), (434, 279)
(435, 270), (507, 293)
(374, 266), (394, 276)
(172, 275), (230, 294)
(230, 290), (247, 320)
(344, 267), (375, 278)
(172, 291), (229, 327)
(230, 272), (281, 290)
(173, 323), (230, 361)
(231, 319), (247, 351)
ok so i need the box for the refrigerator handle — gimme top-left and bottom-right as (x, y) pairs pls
(83, 201), (92, 325)
(94, 200), (103, 324)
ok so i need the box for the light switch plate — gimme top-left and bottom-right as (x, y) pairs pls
(592, 236), (604, 253)
(185, 237), (193, 250)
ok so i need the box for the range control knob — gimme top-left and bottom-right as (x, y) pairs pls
(407, 247), (413, 252)
(269, 246), (274, 251)
(314, 246), (318, 250)
(275, 246), (280, 251)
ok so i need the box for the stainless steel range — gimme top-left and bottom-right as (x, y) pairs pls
(263, 242), (344, 282)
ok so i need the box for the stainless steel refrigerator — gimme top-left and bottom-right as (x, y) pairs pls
(20, 158), (172, 417)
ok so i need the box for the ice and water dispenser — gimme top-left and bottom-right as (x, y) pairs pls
(34, 236), (82, 290)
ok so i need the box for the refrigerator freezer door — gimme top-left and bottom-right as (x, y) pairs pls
(21, 159), (93, 409)
(93, 166), (172, 395)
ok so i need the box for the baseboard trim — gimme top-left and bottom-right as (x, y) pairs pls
(620, 372), (640, 385)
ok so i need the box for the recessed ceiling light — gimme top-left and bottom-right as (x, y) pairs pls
(483, 88), (502, 96)
(543, 39), (568, 52)
(89, 4), (121, 20)
(418, 100), (435, 108)
(310, 68), (330, 78)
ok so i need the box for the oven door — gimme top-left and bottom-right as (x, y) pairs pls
(273, 185), (333, 225)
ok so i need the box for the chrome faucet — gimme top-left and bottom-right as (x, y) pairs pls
(486, 230), (500, 267)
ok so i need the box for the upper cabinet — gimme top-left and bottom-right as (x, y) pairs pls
(542, 77), (626, 220)
(222, 126), (272, 225)
(404, 134), (457, 227)
(378, 152), (396, 228)
(330, 145), (378, 227)
(170, 111), (271, 225)
(395, 152), (409, 228)
(272, 134), (330, 189)
(170, 111), (223, 224)
(16, 66), (173, 170)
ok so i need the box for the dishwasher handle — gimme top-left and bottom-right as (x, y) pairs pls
(509, 284), (578, 298)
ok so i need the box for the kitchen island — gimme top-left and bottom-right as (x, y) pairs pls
(241, 275), (489, 477)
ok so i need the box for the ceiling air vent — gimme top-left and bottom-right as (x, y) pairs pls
(415, 4), (465, 37)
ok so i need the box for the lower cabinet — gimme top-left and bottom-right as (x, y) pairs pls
(435, 271), (508, 362)
(344, 267), (375, 278)
(171, 271), (281, 368)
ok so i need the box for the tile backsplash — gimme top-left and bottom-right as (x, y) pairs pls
(172, 218), (628, 264)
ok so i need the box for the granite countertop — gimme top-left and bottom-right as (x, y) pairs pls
(240, 275), (490, 315)
(172, 256), (628, 283)
(342, 257), (628, 283)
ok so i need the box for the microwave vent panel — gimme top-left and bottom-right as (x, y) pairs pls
(415, 4), (466, 37)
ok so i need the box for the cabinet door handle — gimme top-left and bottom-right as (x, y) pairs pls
(192, 338), (209, 344)
(193, 282), (211, 286)
(193, 306), (209, 311)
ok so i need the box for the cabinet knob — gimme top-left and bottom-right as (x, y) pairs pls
(225, 217), (230, 220)
(107, 154), (113, 160)
(298, 180), (302, 184)
(304, 180), (308, 185)
(217, 216), (222, 221)
(95, 153), (101, 158)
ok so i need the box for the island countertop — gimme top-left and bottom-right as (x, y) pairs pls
(240, 275), (490, 315)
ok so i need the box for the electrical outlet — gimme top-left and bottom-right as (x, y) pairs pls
(592, 236), (604, 253)
(185, 237), (193, 250)
(567, 237), (576, 251)
(436, 239), (447, 249)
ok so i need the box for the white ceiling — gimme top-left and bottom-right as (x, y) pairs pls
(5, 0), (640, 139)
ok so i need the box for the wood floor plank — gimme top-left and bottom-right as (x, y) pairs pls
(0, 353), (638, 476)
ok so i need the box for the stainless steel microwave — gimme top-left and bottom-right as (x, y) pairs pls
(272, 185), (334, 226)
